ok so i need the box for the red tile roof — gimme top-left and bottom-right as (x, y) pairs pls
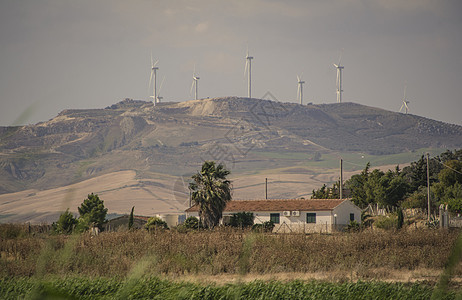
(185, 199), (347, 213)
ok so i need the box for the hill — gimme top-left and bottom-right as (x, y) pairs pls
(1, 97), (461, 223)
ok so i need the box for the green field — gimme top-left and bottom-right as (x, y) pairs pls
(252, 147), (446, 173)
(0, 276), (456, 299)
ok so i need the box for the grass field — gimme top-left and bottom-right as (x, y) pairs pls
(1, 276), (456, 300)
(1, 225), (461, 298)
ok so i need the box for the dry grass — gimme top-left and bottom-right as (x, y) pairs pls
(0, 226), (460, 283)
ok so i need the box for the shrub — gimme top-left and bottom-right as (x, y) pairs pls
(229, 212), (254, 228)
(374, 215), (396, 230)
(54, 209), (77, 234)
(183, 216), (199, 230)
(446, 197), (462, 214)
(347, 220), (360, 232)
(145, 217), (168, 230)
(252, 221), (274, 232)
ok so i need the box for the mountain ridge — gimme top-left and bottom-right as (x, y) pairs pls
(1, 97), (461, 197)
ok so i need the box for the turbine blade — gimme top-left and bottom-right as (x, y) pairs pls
(190, 80), (195, 95)
(158, 76), (165, 95)
(149, 70), (153, 92)
(151, 51), (153, 67)
(244, 59), (248, 77)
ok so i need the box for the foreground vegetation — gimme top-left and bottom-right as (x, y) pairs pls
(1, 226), (460, 278)
(1, 276), (457, 300)
(1, 224), (461, 298)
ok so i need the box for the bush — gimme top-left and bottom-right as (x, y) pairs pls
(374, 215), (397, 230)
(53, 209), (77, 234)
(347, 220), (360, 232)
(446, 197), (462, 214)
(183, 216), (199, 230)
(252, 221), (274, 232)
(229, 212), (254, 228)
(145, 217), (168, 230)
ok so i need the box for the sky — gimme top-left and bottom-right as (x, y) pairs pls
(1, 0), (461, 126)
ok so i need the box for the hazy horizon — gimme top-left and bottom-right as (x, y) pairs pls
(1, 0), (461, 126)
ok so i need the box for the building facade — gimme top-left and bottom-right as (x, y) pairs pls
(186, 198), (361, 233)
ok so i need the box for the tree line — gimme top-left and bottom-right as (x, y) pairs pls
(312, 149), (462, 213)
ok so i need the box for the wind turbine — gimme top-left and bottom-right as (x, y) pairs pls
(333, 53), (344, 103)
(244, 49), (254, 98)
(148, 52), (159, 106)
(297, 75), (305, 105)
(399, 85), (410, 114)
(190, 65), (200, 100)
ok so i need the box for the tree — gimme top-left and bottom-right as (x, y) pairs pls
(77, 193), (108, 230)
(189, 161), (232, 229)
(345, 163), (409, 208)
(311, 182), (340, 199)
(54, 209), (77, 234)
(229, 212), (254, 228)
(402, 155), (440, 193)
(145, 217), (168, 230)
(128, 206), (135, 230)
(346, 162), (370, 208)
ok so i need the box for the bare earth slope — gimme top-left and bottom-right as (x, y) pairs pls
(1, 97), (461, 223)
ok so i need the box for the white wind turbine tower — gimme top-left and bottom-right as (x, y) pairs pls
(245, 49), (254, 98)
(399, 85), (410, 114)
(190, 65), (200, 100)
(333, 54), (344, 103)
(148, 53), (159, 106)
(297, 75), (305, 105)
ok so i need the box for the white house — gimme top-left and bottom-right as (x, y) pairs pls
(185, 198), (362, 233)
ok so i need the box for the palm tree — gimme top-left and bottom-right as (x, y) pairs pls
(189, 161), (232, 229)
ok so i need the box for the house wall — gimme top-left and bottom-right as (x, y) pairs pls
(186, 200), (362, 233)
(227, 210), (334, 233)
(157, 214), (186, 228)
(332, 200), (362, 225)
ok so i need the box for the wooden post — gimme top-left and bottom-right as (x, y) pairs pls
(426, 153), (431, 222)
(340, 159), (343, 200)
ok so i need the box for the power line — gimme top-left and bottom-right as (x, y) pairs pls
(435, 159), (462, 176)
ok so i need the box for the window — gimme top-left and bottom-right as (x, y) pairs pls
(350, 213), (355, 221)
(270, 213), (280, 224)
(306, 213), (316, 223)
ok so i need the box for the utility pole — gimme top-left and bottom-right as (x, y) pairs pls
(426, 153), (431, 222)
(265, 178), (268, 200)
(340, 159), (343, 200)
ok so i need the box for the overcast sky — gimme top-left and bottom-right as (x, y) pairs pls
(1, 0), (461, 126)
